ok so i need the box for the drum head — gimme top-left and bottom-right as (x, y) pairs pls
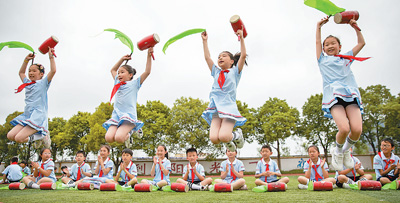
(153, 33), (160, 43)
(230, 15), (240, 23)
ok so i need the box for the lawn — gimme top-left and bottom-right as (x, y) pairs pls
(0, 176), (399, 203)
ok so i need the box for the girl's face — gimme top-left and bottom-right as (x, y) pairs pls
(28, 65), (44, 81)
(41, 149), (51, 161)
(118, 67), (133, 82)
(308, 147), (319, 160)
(156, 146), (167, 159)
(99, 147), (110, 158)
(218, 52), (234, 70)
(226, 149), (237, 159)
(323, 37), (341, 56)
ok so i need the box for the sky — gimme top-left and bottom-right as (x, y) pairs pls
(1, 0), (399, 157)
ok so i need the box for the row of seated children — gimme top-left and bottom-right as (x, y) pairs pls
(0, 158), (30, 184)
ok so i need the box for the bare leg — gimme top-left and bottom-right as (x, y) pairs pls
(7, 124), (24, 141)
(201, 177), (213, 186)
(14, 126), (37, 143)
(210, 117), (222, 144)
(331, 105), (350, 146)
(278, 177), (290, 184)
(255, 179), (267, 186)
(105, 125), (118, 143)
(232, 178), (245, 190)
(345, 105), (362, 141)
(157, 180), (167, 188)
(297, 176), (309, 185)
(218, 118), (235, 143)
(128, 178), (138, 186)
(176, 178), (187, 184)
(114, 122), (135, 143)
(37, 177), (53, 184)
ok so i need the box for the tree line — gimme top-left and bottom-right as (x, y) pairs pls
(0, 84), (399, 169)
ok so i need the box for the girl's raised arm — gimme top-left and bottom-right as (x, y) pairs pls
(202, 31), (214, 71)
(316, 17), (329, 60)
(350, 20), (366, 56)
(140, 47), (153, 85)
(47, 48), (56, 82)
(19, 53), (34, 82)
(236, 29), (246, 73)
(111, 55), (131, 79)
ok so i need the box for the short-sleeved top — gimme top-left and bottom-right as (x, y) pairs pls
(255, 158), (280, 183)
(153, 158), (171, 184)
(118, 161), (137, 183)
(182, 162), (206, 182)
(219, 158), (245, 183)
(335, 156), (364, 178)
(36, 159), (56, 183)
(318, 51), (363, 118)
(22, 166), (31, 175)
(70, 162), (91, 181)
(2, 163), (22, 181)
(94, 158), (114, 180)
(10, 76), (51, 136)
(373, 152), (400, 179)
(303, 158), (329, 182)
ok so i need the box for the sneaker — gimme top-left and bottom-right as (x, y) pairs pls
(330, 147), (344, 171)
(240, 184), (248, 190)
(298, 184), (308, 190)
(34, 132), (51, 149)
(233, 128), (244, 149)
(137, 129), (143, 139)
(68, 183), (76, 188)
(122, 183), (130, 188)
(125, 135), (132, 148)
(343, 150), (354, 169)
(342, 183), (351, 189)
(201, 185), (209, 191)
(225, 141), (236, 152)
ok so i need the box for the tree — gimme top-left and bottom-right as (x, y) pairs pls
(383, 93), (400, 152)
(65, 111), (91, 155)
(48, 117), (67, 161)
(236, 100), (257, 143)
(360, 85), (394, 154)
(299, 93), (336, 161)
(255, 97), (299, 169)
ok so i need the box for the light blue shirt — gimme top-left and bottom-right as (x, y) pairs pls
(303, 158), (329, 182)
(118, 161), (137, 183)
(219, 158), (245, 183)
(2, 164), (22, 181)
(36, 159), (56, 183)
(22, 166), (31, 176)
(94, 158), (114, 180)
(255, 158), (280, 183)
(70, 162), (91, 181)
(373, 152), (400, 179)
(153, 158), (171, 184)
(182, 162), (205, 182)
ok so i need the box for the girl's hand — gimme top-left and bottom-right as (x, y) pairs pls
(320, 158), (326, 167)
(148, 47), (154, 56)
(153, 156), (158, 165)
(317, 16), (329, 28)
(121, 54), (132, 61)
(31, 162), (39, 169)
(236, 26), (244, 38)
(48, 47), (55, 58)
(226, 164), (229, 172)
(25, 53), (35, 62)
(201, 31), (208, 41)
(97, 155), (102, 163)
(354, 162), (361, 170)
(349, 19), (359, 29)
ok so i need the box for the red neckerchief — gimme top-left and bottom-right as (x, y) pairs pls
(379, 152), (395, 170)
(125, 161), (133, 181)
(261, 158), (270, 182)
(158, 159), (164, 180)
(76, 162), (85, 181)
(15, 81), (36, 93)
(11, 162), (18, 165)
(335, 54), (371, 66)
(109, 81), (126, 102)
(228, 159), (236, 183)
(308, 159), (323, 181)
(188, 163), (198, 183)
(218, 69), (230, 90)
(38, 159), (51, 178)
(99, 157), (110, 177)
(350, 155), (356, 181)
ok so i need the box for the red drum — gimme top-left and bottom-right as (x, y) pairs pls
(40, 182), (56, 190)
(230, 15), (248, 40)
(171, 183), (189, 192)
(38, 36), (59, 56)
(99, 183), (117, 191)
(397, 180), (400, 190)
(77, 182), (94, 190)
(313, 181), (333, 191)
(358, 180), (381, 190)
(134, 183), (152, 192)
(137, 34), (159, 60)
(214, 183), (233, 192)
(267, 182), (286, 192)
(9, 182), (25, 190)
(334, 11), (361, 31)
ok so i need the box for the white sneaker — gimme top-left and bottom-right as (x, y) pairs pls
(34, 133), (51, 149)
(343, 150), (354, 169)
(240, 184), (248, 190)
(125, 135), (133, 148)
(330, 148), (344, 171)
(225, 141), (236, 152)
(233, 128), (244, 149)
(342, 183), (351, 189)
(298, 184), (308, 190)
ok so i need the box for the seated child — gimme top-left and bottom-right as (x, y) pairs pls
(176, 148), (213, 190)
(373, 138), (400, 185)
(255, 145), (289, 186)
(1, 157), (23, 184)
(94, 145), (114, 180)
(336, 148), (372, 188)
(61, 150), (92, 187)
(141, 144), (171, 189)
(298, 145), (336, 189)
(110, 148), (138, 187)
(22, 148), (57, 188)
(19, 160), (31, 176)
(214, 149), (246, 190)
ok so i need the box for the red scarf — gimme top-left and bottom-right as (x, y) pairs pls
(379, 152), (395, 170)
(350, 155), (356, 181)
(158, 160), (164, 180)
(76, 162), (85, 181)
(335, 54), (371, 66)
(11, 162), (18, 165)
(109, 81), (126, 103)
(15, 81), (36, 93)
(218, 70), (229, 90)
(125, 161), (133, 181)
(264, 163), (269, 182)
(38, 162), (45, 178)
(308, 159), (323, 181)
(99, 158), (109, 177)
(230, 162), (236, 183)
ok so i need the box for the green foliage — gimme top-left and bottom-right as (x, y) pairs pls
(383, 93), (400, 152)
(64, 111), (91, 155)
(49, 117), (67, 160)
(236, 100), (257, 143)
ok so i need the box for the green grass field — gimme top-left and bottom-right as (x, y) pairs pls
(0, 176), (399, 203)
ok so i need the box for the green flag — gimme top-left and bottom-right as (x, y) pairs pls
(0, 41), (35, 53)
(104, 28), (134, 54)
(304, 0), (345, 16)
(162, 28), (206, 54)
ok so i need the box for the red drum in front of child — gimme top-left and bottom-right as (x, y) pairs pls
(9, 182), (25, 190)
(358, 180), (381, 190)
(134, 183), (152, 192)
(214, 183), (233, 192)
(99, 183), (116, 191)
(77, 182), (94, 190)
(267, 182), (286, 192)
(40, 182), (56, 190)
(171, 183), (189, 192)
(313, 181), (333, 191)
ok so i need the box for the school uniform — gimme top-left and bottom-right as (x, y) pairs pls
(2, 163), (23, 182)
(36, 159), (56, 183)
(255, 158), (280, 183)
(202, 65), (247, 127)
(183, 162), (206, 184)
(335, 156), (363, 187)
(22, 166), (31, 176)
(219, 158), (245, 183)
(117, 161), (137, 185)
(70, 162), (91, 181)
(10, 76), (51, 139)
(103, 75), (144, 131)
(373, 152), (400, 181)
(94, 158), (114, 180)
(318, 51), (363, 118)
(303, 158), (329, 182)
(149, 158), (171, 185)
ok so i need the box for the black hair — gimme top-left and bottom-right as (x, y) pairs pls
(226, 148), (238, 153)
(158, 144), (168, 159)
(76, 150), (86, 157)
(120, 65), (136, 80)
(20, 160), (28, 165)
(11, 156), (18, 163)
(122, 148), (133, 156)
(186, 148), (197, 155)
(61, 165), (68, 174)
(32, 63), (45, 74)
(100, 145), (111, 153)
(308, 145), (320, 153)
(38, 148), (52, 161)
(381, 138), (395, 148)
(220, 51), (248, 68)
(261, 144), (272, 152)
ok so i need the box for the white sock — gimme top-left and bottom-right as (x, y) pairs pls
(343, 137), (358, 152)
(347, 178), (355, 184)
(336, 142), (344, 154)
(32, 183), (40, 189)
(190, 183), (202, 190)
